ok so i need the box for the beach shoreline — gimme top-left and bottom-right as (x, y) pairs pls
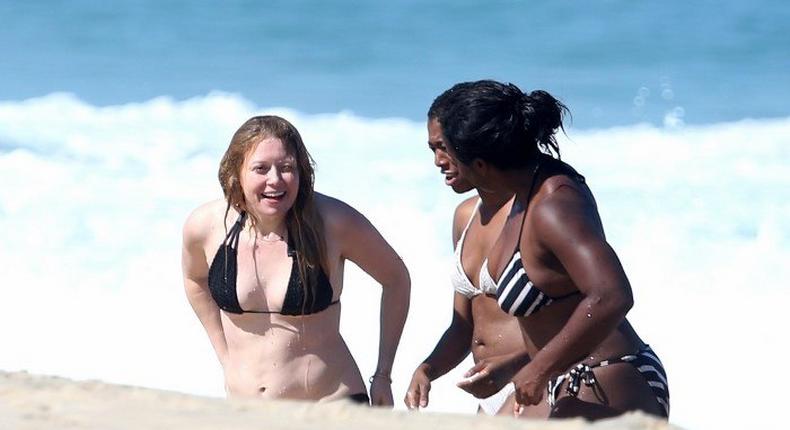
(1, 370), (679, 430)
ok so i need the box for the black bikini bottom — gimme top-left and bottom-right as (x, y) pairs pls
(348, 392), (370, 405)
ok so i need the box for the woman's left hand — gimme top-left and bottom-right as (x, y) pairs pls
(369, 377), (394, 407)
(511, 362), (551, 414)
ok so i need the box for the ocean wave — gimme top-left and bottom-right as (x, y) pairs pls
(1, 92), (787, 429)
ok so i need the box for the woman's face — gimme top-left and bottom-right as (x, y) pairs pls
(427, 118), (473, 194)
(441, 132), (500, 193)
(239, 137), (300, 218)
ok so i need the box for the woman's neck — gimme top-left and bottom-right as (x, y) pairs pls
(477, 189), (512, 211)
(500, 157), (543, 197)
(245, 211), (288, 241)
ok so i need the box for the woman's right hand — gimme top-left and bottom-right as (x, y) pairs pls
(404, 364), (432, 409)
(456, 351), (528, 398)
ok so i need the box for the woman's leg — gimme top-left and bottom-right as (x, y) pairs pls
(503, 391), (551, 418)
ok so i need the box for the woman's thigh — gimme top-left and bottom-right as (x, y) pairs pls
(502, 391), (551, 419)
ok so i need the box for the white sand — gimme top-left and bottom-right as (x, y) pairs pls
(0, 371), (679, 430)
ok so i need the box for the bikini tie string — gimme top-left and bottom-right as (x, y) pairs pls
(546, 363), (598, 407)
(567, 363), (597, 395)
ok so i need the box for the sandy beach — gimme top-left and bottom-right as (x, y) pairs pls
(0, 371), (679, 430)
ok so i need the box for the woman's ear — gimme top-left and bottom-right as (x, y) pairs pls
(472, 158), (488, 176)
(229, 177), (245, 210)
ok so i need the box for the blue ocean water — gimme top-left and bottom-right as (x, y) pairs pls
(0, 2), (788, 430)
(1, 0), (787, 127)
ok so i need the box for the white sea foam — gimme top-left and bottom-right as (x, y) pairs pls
(1, 93), (787, 429)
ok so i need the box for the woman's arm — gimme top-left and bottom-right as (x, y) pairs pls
(512, 186), (634, 406)
(405, 198), (477, 408)
(405, 293), (473, 408)
(330, 199), (411, 407)
(182, 206), (229, 370)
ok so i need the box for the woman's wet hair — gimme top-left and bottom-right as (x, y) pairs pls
(427, 81), (475, 120)
(218, 115), (326, 309)
(437, 80), (569, 169)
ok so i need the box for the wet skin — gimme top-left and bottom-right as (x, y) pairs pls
(184, 136), (410, 406)
(404, 119), (548, 417)
(446, 146), (664, 418)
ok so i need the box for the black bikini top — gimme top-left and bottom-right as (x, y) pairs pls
(208, 212), (337, 315)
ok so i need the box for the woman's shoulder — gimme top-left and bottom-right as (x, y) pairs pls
(452, 195), (479, 236)
(530, 172), (598, 237)
(314, 192), (365, 226)
(183, 199), (236, 243)
(185, 198), (230, 223)
(454, 195), (479, 218)
(314, 192), (385, 247)
(540, 157), (585, 189)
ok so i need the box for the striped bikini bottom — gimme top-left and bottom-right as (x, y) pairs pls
(547, 345), (669, 418)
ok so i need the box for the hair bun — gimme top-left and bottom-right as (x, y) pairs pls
(525, 91), (563, 131)
(521, 90), (567, 155)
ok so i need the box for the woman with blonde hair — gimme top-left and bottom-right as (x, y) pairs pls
(182, 115), (410, 405)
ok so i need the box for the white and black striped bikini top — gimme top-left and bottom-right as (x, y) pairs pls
(488, 161), (583, 317)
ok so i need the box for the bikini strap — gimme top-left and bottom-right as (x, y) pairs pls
(457, 198), (482, 248)
(515, 160), (543, 247)
(224, 212), (246, 249)
(285, 229), (297, 257)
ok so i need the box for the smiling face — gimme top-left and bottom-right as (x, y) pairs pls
(239, 137), (300, 219)
(428, 118), (473, 193)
